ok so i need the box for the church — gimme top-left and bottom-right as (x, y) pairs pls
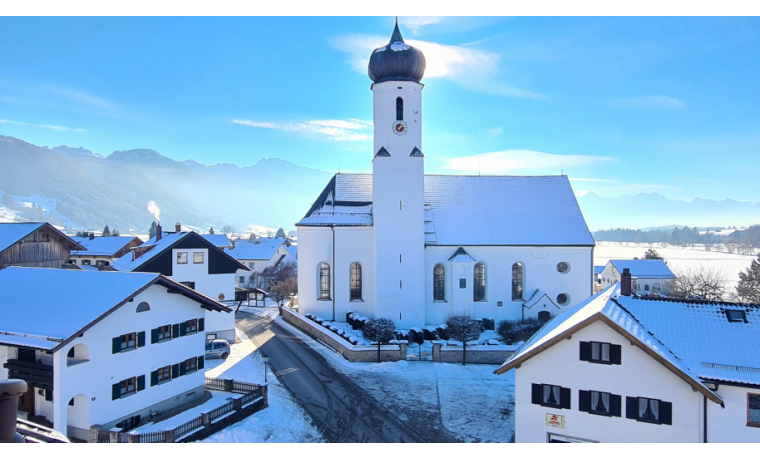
(296, 22), (595, 330)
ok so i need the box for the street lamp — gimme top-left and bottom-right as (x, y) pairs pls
(261, 354), (269, 383)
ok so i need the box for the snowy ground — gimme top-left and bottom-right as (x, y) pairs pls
(595, 241), (756, 292)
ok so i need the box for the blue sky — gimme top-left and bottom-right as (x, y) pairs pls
(1, 15), (759, 202)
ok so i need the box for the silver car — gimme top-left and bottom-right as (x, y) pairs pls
(205, 339), (230, 359)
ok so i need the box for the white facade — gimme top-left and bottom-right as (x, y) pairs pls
(600, 259), (674, 296)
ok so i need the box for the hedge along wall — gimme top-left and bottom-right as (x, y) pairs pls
(280, 307), (407, 363)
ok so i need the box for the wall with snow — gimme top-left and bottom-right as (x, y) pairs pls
(513, 320), (705, 443)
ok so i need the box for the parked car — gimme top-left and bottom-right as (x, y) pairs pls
(205, 339), (230, 359)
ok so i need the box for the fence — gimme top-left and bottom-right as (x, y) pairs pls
(91, 378), (268, 443)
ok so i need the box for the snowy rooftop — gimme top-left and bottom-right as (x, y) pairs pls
(609, 259), (675, 278)
(112, 231), (185, 271)
(226, 239), (289, 261)
(298, 174), (594, 246)
(0, 267), (229, 351)
(202, 234), (232, 248)
(71, 235), (141, 257)
(0, 222), (84, 253)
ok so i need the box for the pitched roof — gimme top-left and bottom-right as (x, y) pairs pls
(0, 222), (85, 253)
(201, 234), (232, 249)
(225, 239), (289, 261)
(0, 267), (230, 352)
(71, 235), (142, 257)
(297, 174), (594, 246)
(608, 259), (675, 278)
(494, 284), (724, 404)
(448, 247), (475, 262)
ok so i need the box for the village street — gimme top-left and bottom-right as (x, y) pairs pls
(235, 310), (461, 442)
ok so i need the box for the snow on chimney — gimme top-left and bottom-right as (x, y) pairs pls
(175, 222), (181, 232)
(621, 268), (632, 296)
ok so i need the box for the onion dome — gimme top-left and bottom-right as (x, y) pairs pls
(368, 19), (426, 84)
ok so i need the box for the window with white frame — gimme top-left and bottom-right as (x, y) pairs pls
(531, 383), (571, 409)
(579, 390), (621, 416)
(579, 341), (622, 365)
(177, 252), (188, 264)
(193, 252), (204, 264)
(749, 394), (760, 427)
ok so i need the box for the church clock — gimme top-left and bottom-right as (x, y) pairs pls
(392, 120), (408, 135)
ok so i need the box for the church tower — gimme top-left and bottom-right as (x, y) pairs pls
(368, 20), (426, 328)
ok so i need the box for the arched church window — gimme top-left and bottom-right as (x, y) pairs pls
(350, 262), (362, 301)
(512, 262), (524, 301)
(396, 97), (404, 121)
(474, 262), (486, 301)
(433, 264), (446, 301)
(318, 262), (331, 300)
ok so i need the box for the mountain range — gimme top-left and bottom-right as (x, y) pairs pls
(1, 134), (759, 234)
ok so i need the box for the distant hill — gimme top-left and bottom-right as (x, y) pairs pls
(0, 135), (332, 233)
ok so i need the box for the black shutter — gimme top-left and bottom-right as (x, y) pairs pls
(610, 394), (622, 417)
(137, 375), (145, 391)
(151, 328), (159, 344)
(112, 383), (121, 400)
(180, 322), (187, 337)
(531, 384), (542, 405)
(610, 344), (622, 365)
(560, 387), (571, 409)
(137, 331), (145, 348)
(45, 389), (52, 401)
(198, 318), (204, 332)
(198, 356), (204, 370)
(626, 397), (638, 419)
(659, 401), (673, 425)
(179, 361), (186, 376)
(172, 364), (179, 378)
(172, 323), (180, 338)
(579, 390), (591, 412)
(112, 336), (121, 354)
(151, 371), (158, 386)
(579, 341), (591, 361)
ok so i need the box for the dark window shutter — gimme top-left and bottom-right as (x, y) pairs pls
(579, 390), (591, 412)
(610, 394), (622, 417)
(45, 389), (52, 401)
(179, 362), (186, 376)
(610, 344), (622, 365)
(172, 323), (180, 338)
(180, 322), (187, 337)
(137, 375), (145, 391)
(137, 331), (145, 348)
(112, 383), (121, 400)
(151, 328), (159, 344)
(560, 387), (571, 409)
(172, 364), (179, 378)
(151, 371), (158, 386)
(579, 341), (591, 361)
(660, 401), (673, 425)
(198, 318), (204, 332)
(532, 384), (542, 405)
(135, 414), (141, 425)
(198, 356), (204, 370)
(112, 336), (121, 354)
(626, 397), (638, 419)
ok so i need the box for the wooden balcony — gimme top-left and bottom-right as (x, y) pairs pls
(3, 359), (53, 391)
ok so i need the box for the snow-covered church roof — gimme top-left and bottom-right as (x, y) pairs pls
(297, 174), (595, 246)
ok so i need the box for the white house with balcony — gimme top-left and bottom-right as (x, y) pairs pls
(495, 282), (760, 443)
(295, 22), (595, 330)
(0, 267), (230, 442)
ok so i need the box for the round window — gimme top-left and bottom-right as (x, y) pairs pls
(557, 293), (569, 305)
(556, 262), (569, 273)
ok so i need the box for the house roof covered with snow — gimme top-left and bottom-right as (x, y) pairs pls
(0, 222), (85, 253)
(71, 235), (142, 257)
(494, 284), (725, 404)
(0, 267), (230, 352)
(225, 239), (290, 261)
(202, 234), (232, 249)
(297, 174), (594, 246)
(608, 259), (675, 279)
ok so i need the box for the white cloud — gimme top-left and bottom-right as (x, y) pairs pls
(231, 118), (372, 142)
(609, 95), (684, 109)
(332, 35), (545, 100)
(399, 17), (443, 35)
(441, 149), (613, 174)
(0, 118), (85, 132)
(486, 127), (503, 137)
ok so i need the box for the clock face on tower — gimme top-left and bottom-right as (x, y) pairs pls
(392, 120), (408, 136)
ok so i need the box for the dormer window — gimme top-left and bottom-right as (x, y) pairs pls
(726, 309), (747, 323)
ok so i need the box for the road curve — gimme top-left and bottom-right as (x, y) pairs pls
(236, 311), (430, 443)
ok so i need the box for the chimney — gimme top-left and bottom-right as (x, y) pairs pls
(89, 232), (94, 240)
(175, 222), (181, 233)
(0, 379), (28, 443)
(621, 268), (632, 296)
(156, 223), (162, 241)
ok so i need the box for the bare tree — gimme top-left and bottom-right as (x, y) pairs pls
(363, 318), (396, 363)
(665, 265), (729, 301)
(269, 277), (297, 307)
(444, 314), (483, 366)
(220, 225), (235, 235)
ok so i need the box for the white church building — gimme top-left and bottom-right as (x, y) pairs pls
(296, 22), (595, 330)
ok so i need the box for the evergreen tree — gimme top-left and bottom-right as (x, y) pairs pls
(276, 228), (286, 238)
(736, 254), (760, 303)
(149, 221), (157, 239)
(363, 318), (396, 363)
(112, 228), (120, 236)
(208, 226), (215, 234)
(643, 248), (663, 260)
(102, 225), (111, 237)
